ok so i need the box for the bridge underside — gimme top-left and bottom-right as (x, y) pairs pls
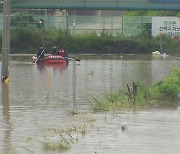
(11, 0), (180, 10)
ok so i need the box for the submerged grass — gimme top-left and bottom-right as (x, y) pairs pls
(41, 138), (71, 152)
(38, 123), (87, 151)
(91, 67), (180, 111)
(26, 112), (96, 152)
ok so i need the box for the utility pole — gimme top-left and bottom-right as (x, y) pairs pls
(1, 0), (10, 83)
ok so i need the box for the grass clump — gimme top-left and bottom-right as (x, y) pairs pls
(25, 113), (96, 153)
(38, 114), (94, 152)
(41, 138), (71, 152)
(39, 126), (79, 152)
(90, 90), (130, 111)
(151, 67), (180, 98)
(91, 67), (180, 111)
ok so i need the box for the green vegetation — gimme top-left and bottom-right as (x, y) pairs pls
(40, 134), (72, 152)
(3, 28), (179, 54)
(91, 67), (180, 111)
(151, 67), (180, 98)
(26, 111), (95, 152)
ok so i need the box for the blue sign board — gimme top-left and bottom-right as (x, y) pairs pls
(150, 0), (180, 3)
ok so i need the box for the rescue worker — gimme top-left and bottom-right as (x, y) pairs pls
(52, 46), (58, 55)
(36, 46), (45, 62)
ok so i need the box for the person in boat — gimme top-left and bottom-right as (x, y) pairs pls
(55, 48), (66, 57)
(60, 48), (68, 63)
(36, 46), (45, 60)
(160, 50), (164, 54)
(52, 46), (58, 55)
(54, 49), (61, 56)
(59, 48), (67, 58)
(55, 47), (68, 63)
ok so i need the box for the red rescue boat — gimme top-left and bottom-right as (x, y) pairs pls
(32, 55), (68, 65)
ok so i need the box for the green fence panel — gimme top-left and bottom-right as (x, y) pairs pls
(0, 14), (152, 36)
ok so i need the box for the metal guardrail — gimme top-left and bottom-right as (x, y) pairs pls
(11, 0), (180, 10)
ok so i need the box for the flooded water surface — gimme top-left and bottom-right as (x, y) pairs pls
(0, 55), (180, 154)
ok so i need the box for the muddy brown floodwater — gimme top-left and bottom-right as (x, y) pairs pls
(0, 54), (180, 154)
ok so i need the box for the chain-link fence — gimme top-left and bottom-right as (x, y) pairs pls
(41, 15), (152, 36)
(0, 14), (152, 36)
